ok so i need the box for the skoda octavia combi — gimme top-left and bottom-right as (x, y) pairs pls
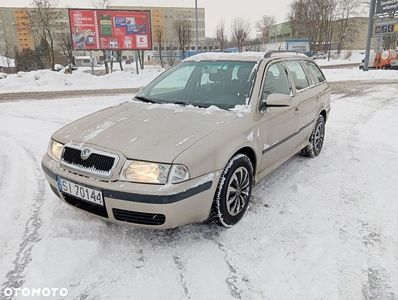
(42, 51), (331, 229)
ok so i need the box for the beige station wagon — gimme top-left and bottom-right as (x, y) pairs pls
(41, 51), (331, 229)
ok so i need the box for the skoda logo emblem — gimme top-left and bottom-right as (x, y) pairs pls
(81, 148), (91, 160)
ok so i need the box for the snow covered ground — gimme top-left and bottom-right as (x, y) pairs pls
(1, 61), (398, 299)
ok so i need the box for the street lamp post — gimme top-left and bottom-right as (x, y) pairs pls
(195, 0), (199, 53)
(364, 0), (377, 71)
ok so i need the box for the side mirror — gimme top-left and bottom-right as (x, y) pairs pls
(260, 94), (292, 111)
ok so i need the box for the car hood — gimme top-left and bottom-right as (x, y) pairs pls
(53, 101), (239, 163)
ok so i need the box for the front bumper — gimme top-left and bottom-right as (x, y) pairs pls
(42, 154), (220, 229)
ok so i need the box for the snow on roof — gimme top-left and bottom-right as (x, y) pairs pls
(183, 51), (266, 62)
(0, 55), (15, 68)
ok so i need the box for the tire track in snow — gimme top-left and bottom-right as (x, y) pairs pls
(0, 139), (47, 299)
(173, 255), (190, 298)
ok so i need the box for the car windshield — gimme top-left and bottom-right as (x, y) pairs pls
(135, 61), (257, 110)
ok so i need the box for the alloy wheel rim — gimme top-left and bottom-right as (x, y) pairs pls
(314, 121), (324, 151)
(226, 166), (251, 216)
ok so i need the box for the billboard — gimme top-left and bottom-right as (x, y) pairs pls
(376, 0), (398, 15)
(286, 39), (311, 56)
(69, 9), (152, 51)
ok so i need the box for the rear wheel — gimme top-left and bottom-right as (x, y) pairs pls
(302, 115), (325, 158)
(208, 154), (253, 227)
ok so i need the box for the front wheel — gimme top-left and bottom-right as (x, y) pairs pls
(208, 154), (253, 227)
(302, 115), (325, 158)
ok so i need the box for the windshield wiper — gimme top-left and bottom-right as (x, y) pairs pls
(172, 101), (208, 108)
(134, 96), (158, 104)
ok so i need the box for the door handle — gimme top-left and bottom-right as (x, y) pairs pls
(294, 107), (300, 115)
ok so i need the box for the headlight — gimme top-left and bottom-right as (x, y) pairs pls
(122, 160), (171, 184)
(48, 140), (64, 162)
(121, 160), (190, 184)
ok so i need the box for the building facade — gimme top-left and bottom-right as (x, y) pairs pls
(267, 17), (375, 51)
(0, 7), (35, 56)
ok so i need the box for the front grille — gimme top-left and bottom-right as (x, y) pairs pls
(113, 208), (166, 226)
(63, 194), (109, 218)
(61, 146), (118, 178)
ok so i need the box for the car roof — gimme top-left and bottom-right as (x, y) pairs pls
(182, 51), (309, 63)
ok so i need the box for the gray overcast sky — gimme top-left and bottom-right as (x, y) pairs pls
(3, 0), (294, 37)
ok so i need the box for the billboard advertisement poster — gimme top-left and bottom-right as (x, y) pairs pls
(69, 9), (152, 51)
(376, 0), (398, 15)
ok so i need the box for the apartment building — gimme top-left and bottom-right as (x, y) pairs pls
(0, 7), (69, 53)
(0, 7), (35, 55)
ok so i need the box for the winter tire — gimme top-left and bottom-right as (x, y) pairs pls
(302, 115), (325, 158)
(208, 154), (253, 227)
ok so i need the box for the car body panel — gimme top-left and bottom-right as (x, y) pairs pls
(53, 101), (238, 164)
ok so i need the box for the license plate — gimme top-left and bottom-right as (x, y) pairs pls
(57, 177), (104, 206)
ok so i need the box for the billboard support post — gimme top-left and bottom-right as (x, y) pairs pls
(364, 0), (377, 71)
(90, 50), (94, 75)
(135, 50), (139, 75)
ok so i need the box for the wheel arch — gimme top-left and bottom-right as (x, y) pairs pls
(232, 146), (257, 175)
(320, 109), (327, 122)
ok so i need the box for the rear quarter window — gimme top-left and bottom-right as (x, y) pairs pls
(304, 61), (326, 84)
(284, 60), (311, 91)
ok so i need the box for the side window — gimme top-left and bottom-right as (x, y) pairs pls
(262, 62), (291, 100)
(304, 61), (326, 84)
(285, 60), (310, 91)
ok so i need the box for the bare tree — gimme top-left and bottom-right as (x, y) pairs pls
(334, 0), (361, 53)
(164, 42), (178, 67)
(205, 37), (217, 51)
(255, 15), (276, 44)
(137, 50), (145, 69)
(154, 27), (165, 67)
(288, 0), (336, 53)
(58, 32), (73, 65)
(230, 16), (251, 52)
(29, 0), (64, 71)
(1, 38), (15, 67)
(173, 18), (193, 59)
(91, 0), (111, 9)
(215, 20), (227, 51)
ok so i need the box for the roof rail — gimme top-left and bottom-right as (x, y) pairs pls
(263, 50), (307, 58)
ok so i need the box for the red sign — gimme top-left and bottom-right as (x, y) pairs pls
(68, 9), (152, 51)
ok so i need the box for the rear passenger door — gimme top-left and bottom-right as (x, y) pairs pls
(284, 60), (317, 144)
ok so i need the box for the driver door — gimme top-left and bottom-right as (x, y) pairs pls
(257, 61), (302, 173)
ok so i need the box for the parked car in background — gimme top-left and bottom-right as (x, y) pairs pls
(54, 64), (64, 72)
(42, 50), (331, 229)
(312, 52), (327, 59)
